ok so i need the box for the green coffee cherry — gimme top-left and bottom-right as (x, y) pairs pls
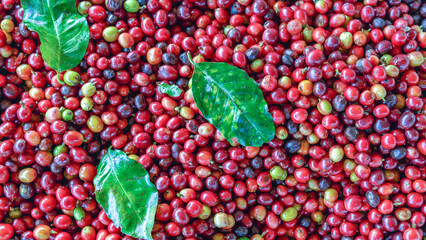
(380, 54), (392, 65)
(350, 172), (360, 183)
(213, 213), (229, 228)
(124, 0), (140, 13)
(1, 19), (14, 33)
(81, 82), (97, 97)
(77, 1), (92, 15)
(329, 145), (344, 162)
(63, 71), (81, 86)
(53, 144), (68, 156)
(270, 166), (287, 180)
(324, 188), (338, 202)
(74, 207), (85, 221)
(385, 65), (399, 77)
(62, 109), (73, 122)
(8, 207), (22, 219)
(81, 97), (94, 111)
(102, 26), (119, 42)
(339, 32), (353, 49)
(317, 99), (332, 115)
(199, 205), (211, 220)
(280, 207), (298, 222)
(303, 26), (314, 43)
(371, 84), (387, 100)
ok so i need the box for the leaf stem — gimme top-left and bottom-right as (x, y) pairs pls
(56, 71), (65, 85)
(187, 52), (195, 66)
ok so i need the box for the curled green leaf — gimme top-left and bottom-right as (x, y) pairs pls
(159, 83), (183, 97)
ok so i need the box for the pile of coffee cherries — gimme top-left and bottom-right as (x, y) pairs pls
(0, 0), (425, 239)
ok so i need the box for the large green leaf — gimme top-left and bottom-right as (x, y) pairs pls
(159, 83), (183, 97)
(94, 149), (158, 240)
(21, 0), (89, 75)
(191, 60), (275, 147)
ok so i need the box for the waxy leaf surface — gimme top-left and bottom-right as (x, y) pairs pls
(191, 61), (275, 147)
(21, 0), (89, 75)
(159, 83), (183, 97)
(94, 149), (158, 240)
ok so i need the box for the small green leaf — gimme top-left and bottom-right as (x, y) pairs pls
(21, 0), (89, 76)
(94, 149), (158, 240)
(159, 83), (183, 97)
(190, 59), (275, 147)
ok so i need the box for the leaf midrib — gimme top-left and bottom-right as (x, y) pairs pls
(196, 64), (270, 142)
(45, 0), (61, 72)
(107, 153), (144, 230)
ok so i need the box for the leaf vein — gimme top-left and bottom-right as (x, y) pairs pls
(45, 0), (61, 72)
(106, 152), (144, 228)
(196, 66), (270, 141)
